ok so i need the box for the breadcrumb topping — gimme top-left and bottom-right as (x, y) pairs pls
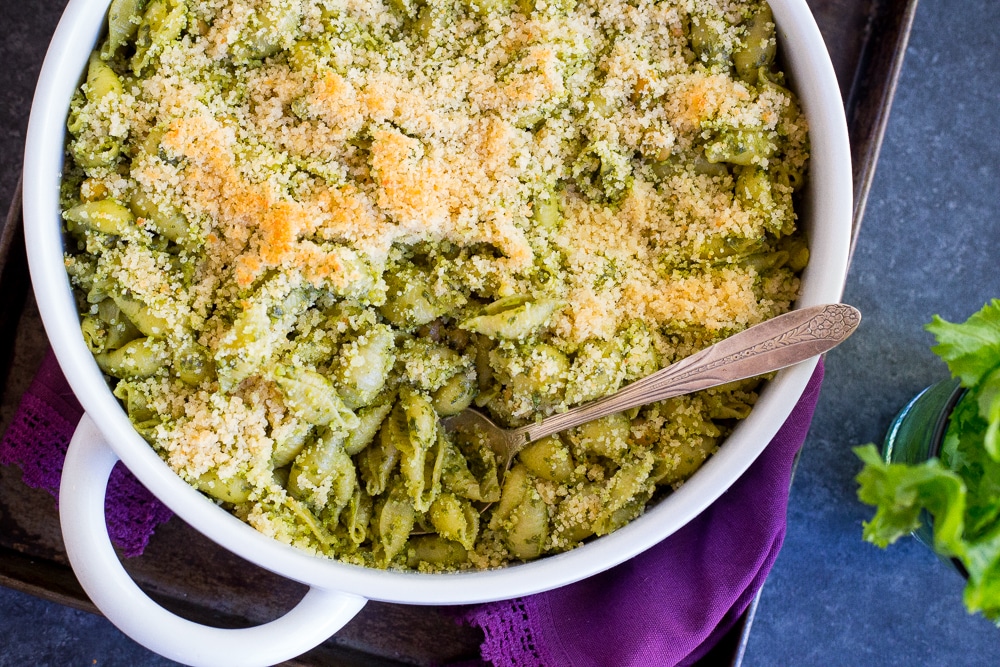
(63, 0), (808, 570)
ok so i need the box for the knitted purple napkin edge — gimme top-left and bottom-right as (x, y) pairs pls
(459, 359), (824, 667)
(0, 350), (173, 557)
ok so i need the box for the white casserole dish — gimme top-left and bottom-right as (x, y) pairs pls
(22, 1), (852, 664)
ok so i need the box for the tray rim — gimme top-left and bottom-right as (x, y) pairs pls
(0, 0), (920, 662)
(844, 0), (921, 265)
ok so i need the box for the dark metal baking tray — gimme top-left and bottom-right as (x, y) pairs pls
(0, 0), (918, 663)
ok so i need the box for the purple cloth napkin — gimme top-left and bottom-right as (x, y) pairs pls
(460, 360), (824, 667)
(1, 348), (823, 665)
(0, 350), (173, 557)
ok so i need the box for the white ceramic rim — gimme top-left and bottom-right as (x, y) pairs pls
(23, 0), (851, 606)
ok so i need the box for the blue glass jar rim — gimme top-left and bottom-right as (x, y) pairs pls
(882, 378), (965, 465)
(940, 381), (971, 580)
(911, 378), (970, 580)
(928, 380), (967, 459)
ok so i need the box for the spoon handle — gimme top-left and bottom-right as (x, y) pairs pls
(517, 303), (860, 444)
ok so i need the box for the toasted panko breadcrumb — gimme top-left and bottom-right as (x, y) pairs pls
(64, 0), (807, 571)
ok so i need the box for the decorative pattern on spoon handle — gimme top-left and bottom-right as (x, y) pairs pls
(519, 304), (860, 444)
(652, 302), (861, 384)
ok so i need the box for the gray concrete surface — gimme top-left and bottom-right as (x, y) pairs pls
(743, 0), (1000, 664)
(2, 0), (999, 665)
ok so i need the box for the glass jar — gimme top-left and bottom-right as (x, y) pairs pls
(881, 377), (968, 574)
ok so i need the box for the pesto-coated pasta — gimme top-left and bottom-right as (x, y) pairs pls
(101, 0), (145, 59)
(518, 435), (574, 483)
(733, 3), (777, 84)
(459, 295), (565, 341)
(94, 336), (169, 379)
(131, 0), (186, 74)
(275, 367), (360, 430)
(377, 481), (417, 565)
(429, 492), (480, 551)
(288, 429), (357, 521)
(359, 411), (403, 497)
(64, 199), (134, 236)
(394, 389), (445, 512)
(270, 420), (314, 468)
(491, 465), (550, 560)
(64, 0), (808, 571)
(340, 485), (374, 546)
(406, 535), (469, 568)
(431, 368), (478, 416)
(440, 435), (501, 503)
(333, 324), (395, 409)
(197, 468), (254, 504)
(109, 291), (171, 338)
(128, 190), (189, 242)
(344, 402), (394, 456)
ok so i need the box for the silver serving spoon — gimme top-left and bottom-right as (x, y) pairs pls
(444, 303), (860, 481)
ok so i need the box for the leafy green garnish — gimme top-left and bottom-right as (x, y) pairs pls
(974, 366), (1000, 460)
(926, 299), (1000, 389)
(856, 299), (1000, 622)
(854, 444), (966, 550)
(927, 298), (1000, 461)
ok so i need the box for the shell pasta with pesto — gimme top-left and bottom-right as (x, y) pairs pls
(62, 0), (808, 570)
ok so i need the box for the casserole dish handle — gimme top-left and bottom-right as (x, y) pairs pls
(60, 414), (368, 667)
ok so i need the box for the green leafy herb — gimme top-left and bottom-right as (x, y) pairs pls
(856, 299), (1000, 622)
(926, 299), (1000, 388)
